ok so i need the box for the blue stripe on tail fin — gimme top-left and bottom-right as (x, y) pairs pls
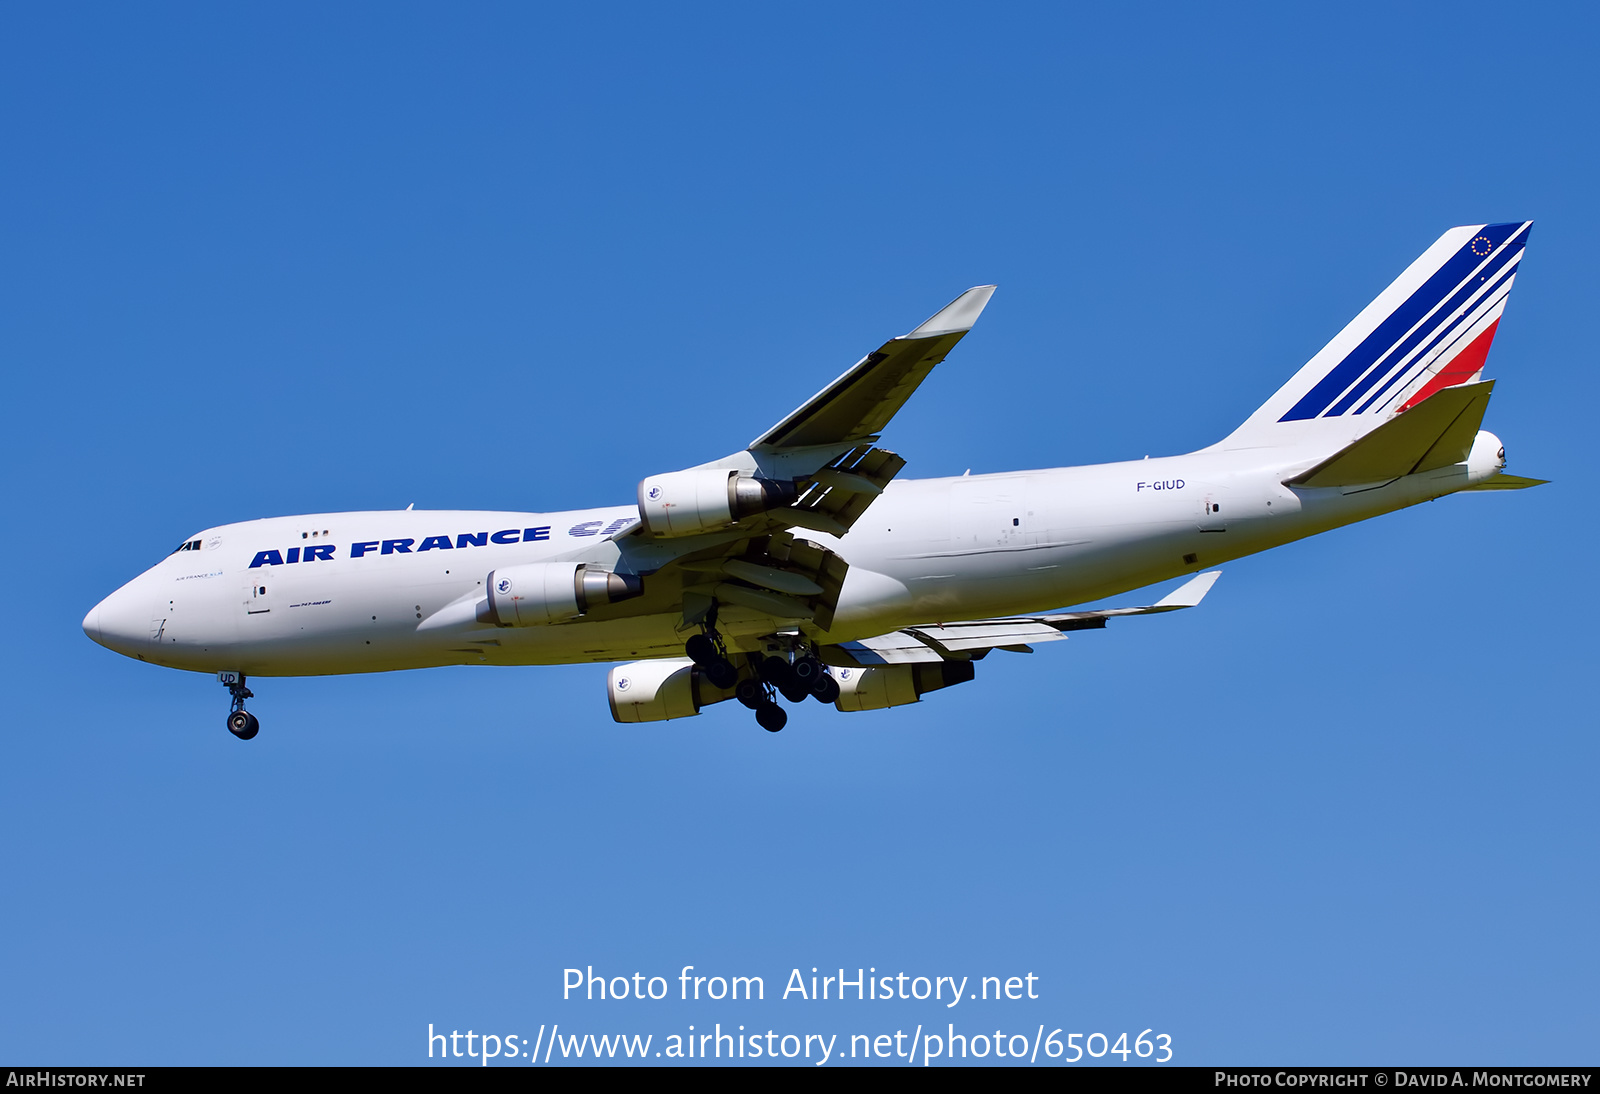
(1279, 223), (1528, 421)
(1214, 222), (1531, 453)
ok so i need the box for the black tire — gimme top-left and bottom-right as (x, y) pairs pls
(227, 710), (259, 740)
(791, 657), (824, 687)
(685, 633), (717, 666)
(755, 702), (787, 733)
(735, 678), (765, 710)
(778, 680), (811, 704)
(812, 675), (840, 704)
(703, 657), (738, 690)
(759, 656), (797, 687)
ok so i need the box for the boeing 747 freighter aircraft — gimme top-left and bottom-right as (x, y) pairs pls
(84, 223), (1545, 738)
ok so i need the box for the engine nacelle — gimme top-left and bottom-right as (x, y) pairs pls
(608, 657), (747, 722)
(483, 562), (643, 626)
(832, 661), (976, 712)
(605, 659), (688, 723)
(637, 468), (798, 537)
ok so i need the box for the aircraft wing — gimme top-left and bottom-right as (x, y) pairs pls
(607, 287), (999, 637)
(723, 285), (995, 538)
(751, 285), (997, 451)
(825, 571), (1222, 666)
(616, 286), (998, 584)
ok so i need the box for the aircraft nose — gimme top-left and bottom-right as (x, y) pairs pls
(82, 604), (102, 644)
(84, 582), (149, 656)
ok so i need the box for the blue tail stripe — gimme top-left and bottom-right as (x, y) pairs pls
(1351, 258), (1520, 415)
(1279, 222), (1525, 422)
(1326, 237), (1525, 416)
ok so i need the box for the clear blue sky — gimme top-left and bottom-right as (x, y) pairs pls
(2, 2), (1595, 1066)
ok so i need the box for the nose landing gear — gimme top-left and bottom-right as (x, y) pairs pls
(219, 672), (258, 740)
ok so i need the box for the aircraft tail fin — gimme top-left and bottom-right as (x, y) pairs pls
(1219, 222), (1532, 451)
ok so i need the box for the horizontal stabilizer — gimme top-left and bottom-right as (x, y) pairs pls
(1460, 473), (1549, 492)
(1287, 381), (1493, 488)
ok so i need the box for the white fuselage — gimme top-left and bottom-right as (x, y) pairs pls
(84, 433), (1507, 677)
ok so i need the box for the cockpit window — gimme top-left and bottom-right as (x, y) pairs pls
(170, 539), (203, 554)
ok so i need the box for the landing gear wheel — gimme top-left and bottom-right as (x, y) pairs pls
(735, 678), (765, 710)
(219, 672), (257, 740)
(685, 633), (717, 666)
(792, 657), (832, 703)
(755, 702), (787, 733)
(227, 710), (259, 740)
(778, 680), (811, 704)
(757, 655), (793, 684)
(759, 656), (810, 703)
(702, 658), (738, 690)
(687, 628), (738, 688)
(791, 657), (825, 688)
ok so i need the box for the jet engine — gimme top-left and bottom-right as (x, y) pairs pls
(608, 658), (740, 722)
(483, 562), (643, 626)
(832, 661), (976, 712)
(637, 469), (798, 537)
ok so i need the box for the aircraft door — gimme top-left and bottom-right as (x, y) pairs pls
(243, 579), (274, 615)
(150, 593), (175, 644)
(1198, 485), (1229, 532)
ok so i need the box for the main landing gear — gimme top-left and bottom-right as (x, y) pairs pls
(737, 655), (839, 732)
(220, 672), (258, 740)
(730, 674), (787, 732)
(685, 622), (841, 733)
(685, 632), (739, 689)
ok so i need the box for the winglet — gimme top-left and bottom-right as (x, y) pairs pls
(1152, 570), (1222, 610)
(906, 285), (997, 338)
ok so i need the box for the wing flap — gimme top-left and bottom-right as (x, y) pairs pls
(838, 633), (948, 665)
(666, 532), (852, 631)
(826, 572), (1222, 665)
(787, 444), (907, 537)
(907, 620), (1068, 652)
